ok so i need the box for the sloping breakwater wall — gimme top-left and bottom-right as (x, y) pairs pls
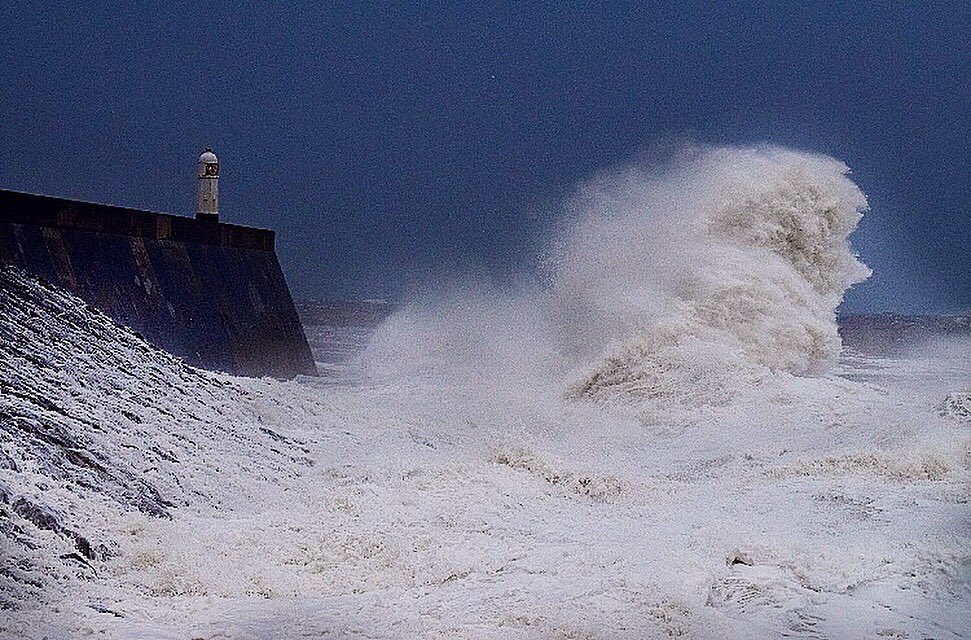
(0, 189), (315, 378)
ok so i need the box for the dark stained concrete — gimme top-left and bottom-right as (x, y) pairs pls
(0, 189), (316, 378)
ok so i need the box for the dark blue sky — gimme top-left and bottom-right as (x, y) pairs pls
(1, 3), (968, 312)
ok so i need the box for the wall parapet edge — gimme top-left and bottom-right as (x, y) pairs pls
(0, 189), (274, 252)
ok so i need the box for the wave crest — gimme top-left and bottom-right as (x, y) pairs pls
(366, 145), (870, 407)
(549, 146), (870, 402)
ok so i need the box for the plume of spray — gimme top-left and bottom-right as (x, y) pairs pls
(363, 145), (870, 411)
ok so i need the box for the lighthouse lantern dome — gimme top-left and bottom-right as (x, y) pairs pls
(196, 147), (219, 221)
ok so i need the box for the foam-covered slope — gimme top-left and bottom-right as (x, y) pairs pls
(0, 264), (310, 613)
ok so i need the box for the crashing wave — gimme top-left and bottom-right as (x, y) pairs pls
(548, 146), (870, 404)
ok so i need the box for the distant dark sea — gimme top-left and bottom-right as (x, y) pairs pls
(297, 300), (971, 368)
(296, 300), (393, 371)
(838, 314), (971, 356)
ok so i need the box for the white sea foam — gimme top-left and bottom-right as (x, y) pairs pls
(2, 146), (969, 639)
(941, 391), (971, 422)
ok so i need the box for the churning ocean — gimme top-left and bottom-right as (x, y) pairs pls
(1, 145), (969, 639)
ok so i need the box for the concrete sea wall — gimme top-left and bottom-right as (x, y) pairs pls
(0, 189), (316, 378)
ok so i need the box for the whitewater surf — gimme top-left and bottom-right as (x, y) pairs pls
(1, 146), (968, 639)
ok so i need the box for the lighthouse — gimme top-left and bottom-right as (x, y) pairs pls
(196, 148), (219, 221)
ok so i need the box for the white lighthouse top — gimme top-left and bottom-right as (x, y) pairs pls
(197, 148), (219, 220)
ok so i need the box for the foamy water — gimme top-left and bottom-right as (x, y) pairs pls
(2, 146), (968, 639)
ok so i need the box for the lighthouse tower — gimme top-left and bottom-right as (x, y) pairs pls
(196, 148), (219, 221)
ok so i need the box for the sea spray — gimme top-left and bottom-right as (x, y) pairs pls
(553, 145), (870, 403)
(365, 145), (871, 407)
